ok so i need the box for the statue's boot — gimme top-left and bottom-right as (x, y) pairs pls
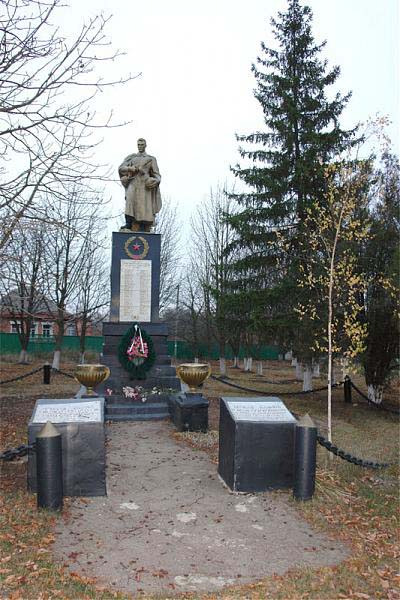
(139, 221), (152, 232)
(120, 214), (133, 231)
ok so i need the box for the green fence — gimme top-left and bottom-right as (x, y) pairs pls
(166, 340), (280, 360)
(0, 333), (103, 354)
(0, 333), (280, 360)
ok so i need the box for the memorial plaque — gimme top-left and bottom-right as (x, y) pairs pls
(119, 259), (151, 322)
(28, 398), (106, 497)
(32, 401), (102, 423)
(218, 397), (297, 492)
(228, 401), (296, 423)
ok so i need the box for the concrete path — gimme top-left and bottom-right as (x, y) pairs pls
(54, 421), (348, 596)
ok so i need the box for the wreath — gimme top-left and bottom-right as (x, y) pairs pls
(118, 323), (156, 380)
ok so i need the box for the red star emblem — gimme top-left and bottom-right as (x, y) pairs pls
(132, 243), (141, 251)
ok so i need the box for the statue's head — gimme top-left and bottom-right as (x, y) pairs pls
(137, 138), (146, 153)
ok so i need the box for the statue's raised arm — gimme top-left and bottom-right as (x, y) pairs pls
(119, 138), (162, 232)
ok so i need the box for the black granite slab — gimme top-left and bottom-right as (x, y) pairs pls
(218, 397), (297, 492)
(109, 232), (161, 323)
(27, 398), (106, 497)
(169, 392), (209, 432)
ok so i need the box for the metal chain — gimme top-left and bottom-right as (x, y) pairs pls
(350, 380), (399, 415)
(51, 368), (75, 380)
(211, 374), (343, 396)
(288, 409), (391, 469)
(0, 365), (76, 385)
(0, 366), (44, 385)
(0, 443), (36, 461)
(316, 434), (390, 469)
(218, 374), (299, 385)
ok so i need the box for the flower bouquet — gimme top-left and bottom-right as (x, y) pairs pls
(122, 385), (173, 403)
(122, 385), (145, 401)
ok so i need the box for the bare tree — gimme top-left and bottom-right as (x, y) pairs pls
(189, 185), (239, 373)
(180, 274), (205, 360)
(42, 185), (107, 369)
(73, 227), (109, 363)
(154, 197), (182, 313)
(0, 0), (138, 252)
(0, 220), (47, 362)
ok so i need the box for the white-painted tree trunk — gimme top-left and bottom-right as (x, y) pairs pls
(79, 352), (85, 364)
(219, 357), (227, 376)
(312, 362), (320, 377)
(52, 350), (61, 370)
(295, 362), (303, 381)
(291, 357), (298, 367)
(303, 364), (313, 391)
(284, 351), (293, 361)
(194, 357), (199, 363)
(232, 356), (239, 368)
(18, 349), (29, 364)
(341, 358), (349, 381)
(256, 361), (263, 376)
(367, 384), (383, 405)
(244, 357), (253, 372)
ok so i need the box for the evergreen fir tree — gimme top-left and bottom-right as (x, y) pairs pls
(362, 151), (400, 403)
(226, 0), (359, 353)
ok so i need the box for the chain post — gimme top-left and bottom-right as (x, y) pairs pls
(36, 422), (63, 511)
(43, 363), (51, 385)
(293, 414), (317, 501)
(344, 375), (352, 404)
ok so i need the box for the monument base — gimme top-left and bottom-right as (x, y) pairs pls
(99, 321), (181, 421)
(100, 321), (180, 392)
(28, 398), (106, 497)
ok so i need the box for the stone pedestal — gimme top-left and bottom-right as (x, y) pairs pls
(169, 392), (209, 432)
(218, 397), (297, 492)
(100, 232), (180, 417)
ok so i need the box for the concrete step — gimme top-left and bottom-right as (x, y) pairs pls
(102, 354), (172, 367)
(109, 376), (180, 390)
(106, 393), (170, 405)
(106, 412), (169, 422)
(98, 373), (181, 394)
(101, 364), (176, 378)
(106, 402), (170, 416)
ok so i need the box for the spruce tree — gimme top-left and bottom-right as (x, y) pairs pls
(362, 151), (400, 403)
(226, 0), (358, 354)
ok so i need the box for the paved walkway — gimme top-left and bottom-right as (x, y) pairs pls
(54, 421), (348, 596)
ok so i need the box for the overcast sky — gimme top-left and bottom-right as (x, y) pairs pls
(60, 0), (399, 232)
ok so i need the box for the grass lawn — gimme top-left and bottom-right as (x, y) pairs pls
(0, 358), (399, 599)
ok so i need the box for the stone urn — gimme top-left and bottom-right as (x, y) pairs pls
(74, 364), (110, 396)
(176, 363), (211, 392)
